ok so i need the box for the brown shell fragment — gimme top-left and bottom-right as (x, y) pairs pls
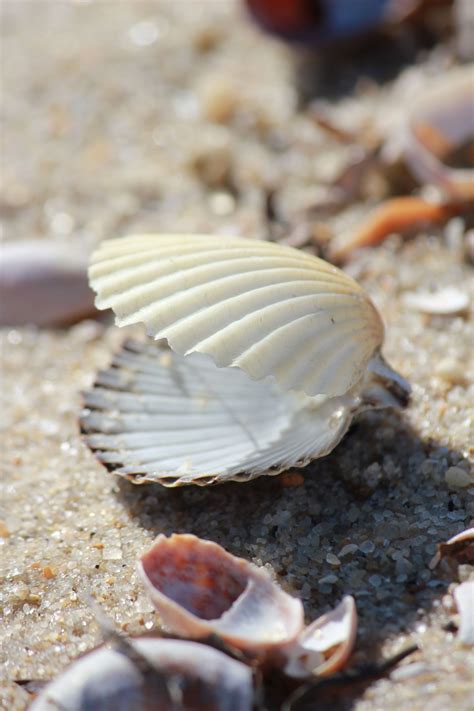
(139, 534), (304, 655)
(429, 527), (474, 569)
(329, 197), (454, 261)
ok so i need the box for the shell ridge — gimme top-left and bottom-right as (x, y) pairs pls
(231, 312), (367, 380)
(271, 318), (368, 389)
(98, 264), (346, 318)
(92, 252), (323, 301)
(157, 281), (357, 352)
(184, 294), (362, 364)
(89, 234), (384, 398)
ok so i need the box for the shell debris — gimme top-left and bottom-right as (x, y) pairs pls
(139, 533), (358, 677)
(387, 65), (474, 201)
(402, 286), (470, 315)
(454, 581), (474, 647)
(30, 535), (360, 709)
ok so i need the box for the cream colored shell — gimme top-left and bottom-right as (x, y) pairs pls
(89, 234), (384, 398)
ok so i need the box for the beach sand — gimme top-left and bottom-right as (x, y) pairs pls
(1, 2), (473, 709)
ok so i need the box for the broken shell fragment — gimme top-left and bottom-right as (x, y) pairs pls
(284, 596), (358, 678)
(0, 240), (98, 327)
(402, 286), (470, 316)
(454, 581), (474, 646)
(30, 637), (253, 711)
(81, 234), (409, 486)
(395, 66), (474, 201)
(139, 534), (358, 678)
(329, 197), (454, 262)
(429, 527), (474, 569)
(139, 534), (304, 655)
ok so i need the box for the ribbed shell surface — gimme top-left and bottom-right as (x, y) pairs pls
(89, 234), (384, 398)
(80, 340), (356, 486)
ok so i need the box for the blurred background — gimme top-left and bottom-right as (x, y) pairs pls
(2, 0), (471, 264)
(1, 3), (473, 709)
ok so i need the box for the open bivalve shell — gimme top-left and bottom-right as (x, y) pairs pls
(139, 534), (357, 677)
(30, 637), (253, 711)
(81, 234), (409, 486)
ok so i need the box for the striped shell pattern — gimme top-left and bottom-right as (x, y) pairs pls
(80, 234), (404, 486)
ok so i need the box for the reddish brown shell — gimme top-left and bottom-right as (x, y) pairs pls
(139, 534), (304, 654)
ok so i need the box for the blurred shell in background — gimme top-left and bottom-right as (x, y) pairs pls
(384, 64), (474, 201)
(30, 637), (253, 711)
(245, 0), (427, 46)
(0, 240), (97, 327)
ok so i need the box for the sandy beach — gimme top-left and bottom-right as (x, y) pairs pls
(1, 2), (473, 709)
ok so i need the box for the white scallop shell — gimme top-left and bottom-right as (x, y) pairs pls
(89, 234), (384, 398)
(30, 637), (253, 711)
(81, 339), (357, 486)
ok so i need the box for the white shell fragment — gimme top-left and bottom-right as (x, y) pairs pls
(30, 637), (253, 711)
(139, 534), (304, 654)
(454, 581), (474, 647)
(284, 596), (357, 678)
(0, 240), (97, 327)
(402, 287), (469, 316)
(89, 234), (384, 398)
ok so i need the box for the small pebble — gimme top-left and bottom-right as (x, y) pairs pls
(339, 544), (359, 557)
(368, 574), (382, 588)
(319, 574), (338, 585)
(209, 191), (236, 216)
(445, 467), (473, 489)
(326, 552), (341, 566)
(280, 471), (305, 487)
(360, 540), (376, 554)
(391, 662), (434, 682)
(434, 358), (466, 385)
(198, 75), (239, 123)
